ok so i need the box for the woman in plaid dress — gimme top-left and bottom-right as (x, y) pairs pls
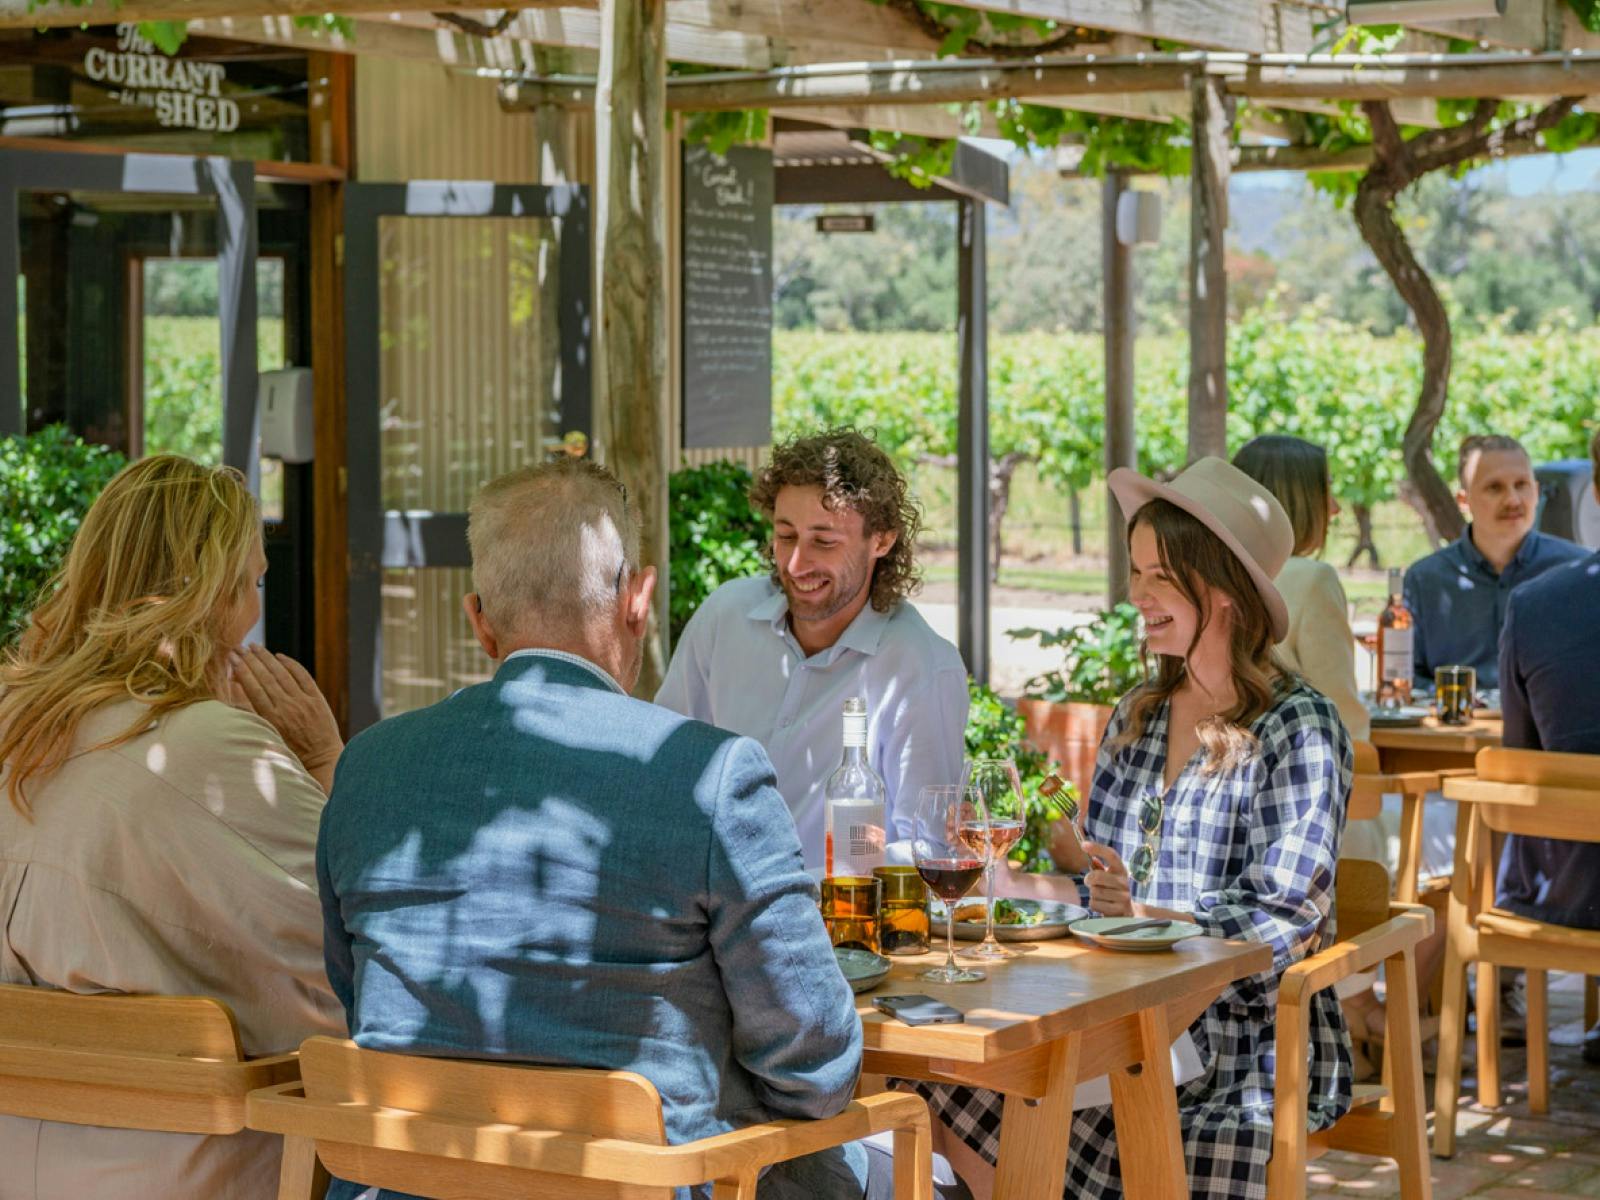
(919, 458), (1354, 1200)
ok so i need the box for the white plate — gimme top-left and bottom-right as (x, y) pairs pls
(930, 898), (1089, 942)
(1069, 917), (1205, 953)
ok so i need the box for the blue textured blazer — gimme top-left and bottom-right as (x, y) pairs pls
(317, 650), (862, 1197)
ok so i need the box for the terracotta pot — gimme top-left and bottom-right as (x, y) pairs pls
(1016, 698), (1114, 806)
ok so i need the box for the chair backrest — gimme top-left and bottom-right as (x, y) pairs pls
(0, 983), (262, 1133)
(1335, 858), (1392, 942)
(1349, 740), (1385, 822)
(301, 1036), (668, 1143)
(290, 1038), (671, 1200)
(1353, 740), (1381, 776)
(0, 983), (243, 1058)
(1475, 747), (1600, 788)
(1465, 747), (1600, 841)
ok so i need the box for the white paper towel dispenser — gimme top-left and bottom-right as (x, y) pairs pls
(259, 367), (313, 463)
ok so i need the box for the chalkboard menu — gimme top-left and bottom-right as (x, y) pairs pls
(681, 143), (773, 449)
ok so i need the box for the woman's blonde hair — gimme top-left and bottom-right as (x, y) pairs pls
(1116, 499), (1287, 773)
(1232, 434), (1331, 557)
(0, 455), (259, 815)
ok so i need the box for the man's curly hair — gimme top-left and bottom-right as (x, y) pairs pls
(749, 428), (923, 613)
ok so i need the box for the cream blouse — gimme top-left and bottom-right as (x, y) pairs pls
(1274, 556), (1370, 742)
(0, 697), (342, 1200)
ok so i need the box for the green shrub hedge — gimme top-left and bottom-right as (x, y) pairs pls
(0, 427), (127, 646)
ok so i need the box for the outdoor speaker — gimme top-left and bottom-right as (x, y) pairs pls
(1535, 459), (1600, 550)
(259, 367), (314, 463)
(1116, 190), (1161, 246)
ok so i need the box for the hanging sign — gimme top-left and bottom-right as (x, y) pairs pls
(83, 26), (240, 132)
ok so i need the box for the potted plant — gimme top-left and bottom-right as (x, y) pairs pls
(963, 679), (1068, 874)
(1008, 602), (1145, 806)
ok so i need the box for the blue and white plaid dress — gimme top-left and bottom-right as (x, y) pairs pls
(918, 680), (1355, 1200)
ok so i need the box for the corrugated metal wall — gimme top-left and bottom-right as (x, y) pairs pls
(354, 61), (766, 711)
(357, 61), (564, 712)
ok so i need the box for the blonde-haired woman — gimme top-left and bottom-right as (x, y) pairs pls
(0, 455), (345, 1199)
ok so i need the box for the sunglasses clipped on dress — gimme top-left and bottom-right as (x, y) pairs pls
(1127, 790), (1163, 887)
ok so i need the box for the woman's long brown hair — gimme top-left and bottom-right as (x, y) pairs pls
(1116, 498), (1287, 773)
(0, 456), (258, 816)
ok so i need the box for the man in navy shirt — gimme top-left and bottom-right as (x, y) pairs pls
(1404, 435), (1589, 692)
(1495, 428), (1600, 1063)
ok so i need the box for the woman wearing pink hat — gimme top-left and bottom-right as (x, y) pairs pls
(918, 457), (1354, 1200)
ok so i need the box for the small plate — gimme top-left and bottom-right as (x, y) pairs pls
(930, 898), (1089, 942)
(834, 947), (892, 993)
(1069, 917), (1205, 953)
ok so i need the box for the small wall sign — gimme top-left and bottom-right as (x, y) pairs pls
(83, 25), (240, 132)
(816, 213), (874, 234)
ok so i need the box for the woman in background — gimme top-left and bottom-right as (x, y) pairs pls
(1234, 434), (1393, 1066)
(0, 455), (344, 1200)
(1232, 435), (1369, 745)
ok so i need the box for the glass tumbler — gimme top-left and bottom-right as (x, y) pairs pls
(1435, 665), (1476, 726)
(820, 875), (882, 955)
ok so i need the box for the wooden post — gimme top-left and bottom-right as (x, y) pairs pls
(595, 0), (669, 695)
(956, 196), (989, 685)
(1187, 72), (1231, 464)
(1102, 170), (1136, 606)
(534, 45), (573, 434)
(308, 50), (353, 732)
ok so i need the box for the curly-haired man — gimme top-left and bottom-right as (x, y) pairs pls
(658, 428), (968, 869)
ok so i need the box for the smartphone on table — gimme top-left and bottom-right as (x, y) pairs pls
(872, 994), (964, 1026)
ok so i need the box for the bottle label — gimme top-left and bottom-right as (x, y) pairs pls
(1381, 627), (1413, 680)
(842, 713), (868, 748)
(833, 803), (886, 875)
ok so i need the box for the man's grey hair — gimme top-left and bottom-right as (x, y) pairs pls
(468, 458), (640, 635)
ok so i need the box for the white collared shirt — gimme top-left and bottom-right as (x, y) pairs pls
(656, 575), (970, 868)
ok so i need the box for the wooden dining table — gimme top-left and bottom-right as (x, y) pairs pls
(1369, 714), (1502, 774)
(857, 933), (1271, 1200)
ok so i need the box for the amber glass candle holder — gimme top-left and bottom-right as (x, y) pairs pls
(820, 876), (882, 955)
(873, 865), (930, 956)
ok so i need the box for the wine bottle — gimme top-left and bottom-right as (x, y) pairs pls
(823, 698), (887, 877)
(1377, 567), (1414, 708)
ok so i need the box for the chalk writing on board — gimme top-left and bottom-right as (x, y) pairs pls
(681, 143), (773, 449)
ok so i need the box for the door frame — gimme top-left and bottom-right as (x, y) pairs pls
(0, 147), (259, 485)
(342, 180), (592, 732)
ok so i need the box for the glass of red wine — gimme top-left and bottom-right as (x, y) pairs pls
(958, 759), (1027, 961)
(913, 783), (989, 984)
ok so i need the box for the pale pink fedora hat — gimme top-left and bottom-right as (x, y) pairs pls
(1108, 456), (1294, 643)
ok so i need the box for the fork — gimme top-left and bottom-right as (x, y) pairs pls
(1097, 917), (1173, 937)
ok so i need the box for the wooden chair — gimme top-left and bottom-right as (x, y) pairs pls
(1266, 858), (1435, 1200)
(0, 982), (302, 1135)
(248, 1036), (936, 1200)
(1351, 740), (1459, 906)
(1433, 748), (1600, 1157)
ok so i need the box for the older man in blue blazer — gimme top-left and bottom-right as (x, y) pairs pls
(317, 458), (943, 1200)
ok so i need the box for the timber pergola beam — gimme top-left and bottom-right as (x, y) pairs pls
(501, 51), (1600, 114)
(501, 54), (1208, 112)
(1234, 53), (1600, 101)
(0, 0), (583, 26)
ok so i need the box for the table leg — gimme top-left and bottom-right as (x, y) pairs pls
(992, 1032), (1081, 1200)
(1108, 1005), (1186, 1199)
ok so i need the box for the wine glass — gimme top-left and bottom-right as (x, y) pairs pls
(958, 759), (1026, 961)
(913, 784), (989, 984)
